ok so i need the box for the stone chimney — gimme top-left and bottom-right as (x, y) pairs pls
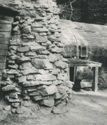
(1, 0), (73, 113)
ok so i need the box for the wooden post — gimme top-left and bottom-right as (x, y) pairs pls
(74, 66), (77, 82)
(92, 67), (99, 92)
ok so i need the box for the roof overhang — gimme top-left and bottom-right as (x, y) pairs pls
(0, 4), (19, 16)
(68, 59), (102, 67)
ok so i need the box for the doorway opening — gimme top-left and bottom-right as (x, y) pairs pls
(70, 66), (94, 91)
(69, 59), (102, 92)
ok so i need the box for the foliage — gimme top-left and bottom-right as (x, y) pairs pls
(89, 46), (107, 67)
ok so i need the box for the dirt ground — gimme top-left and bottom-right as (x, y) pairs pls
(0, 90), (107, 125)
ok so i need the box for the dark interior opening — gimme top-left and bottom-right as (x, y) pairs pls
(69, 67), (75, 82)
(70, 66), (94, 91)
(0, 5), (19, 17)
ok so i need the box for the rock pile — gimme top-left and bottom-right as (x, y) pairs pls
(1, 0), (73, 112)
(0, 70), (21, 113)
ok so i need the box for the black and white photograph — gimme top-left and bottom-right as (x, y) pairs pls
(0, 0), (107, 125)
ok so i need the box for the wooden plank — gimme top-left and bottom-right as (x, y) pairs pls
(92, 67), (99, 92)
(0, 69), (4, 79)
(0, 56), (6, 63)
(0, 31), (11, 38)
(0, 15), (13, 22)
(0, 20), (12, 24)
(0, 50), (8, 56)
(0, 63), (6, 69)
(0, 44), (8, 50)
(0, 37), (9, 44)
(0, 23), (12, 32)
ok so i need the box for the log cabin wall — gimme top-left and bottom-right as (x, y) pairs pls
(0, 15), (13, 79)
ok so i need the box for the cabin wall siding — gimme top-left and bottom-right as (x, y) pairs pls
(0, 15), (13, 79)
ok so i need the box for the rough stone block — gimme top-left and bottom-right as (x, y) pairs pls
(23, 81), (40, 87)
(32, 95), (43, 101)
(17, 46), (29, 53)
(32, 23), (43, 28)
(23, 96), (30, 101)
(12, 21), (19, 26)
(34, 16), (44, 21)
(31, 59), (53, 69)
(18, 56), (30, 62)
(11, 103), (20, 108)
(22, 34), (35, 39)
(26, 75), (35, 81)
(31, 59), (45, 69)
(55, 61), (68, 69)
(32, 27), (48, 33)
(34, 55), (47, 59)
(64, 81), (74, 89)
(52, 80), (63, 86)
(25, 51), (36, 57)
(2, 85), (16, 92)
(5, 96), (20, 103)
(36, 34), (47, 43)
(57, 73), (68, 81)
(10, 38), (21, 46)
(39, 81), (52, 85)
(56, 42), (64, 48)
(22, 25), (31, 34)
(27, 88), (37, 93)
(8, 64), (18, 69)
(9, 46), (17, 51)
(39, 33), (47, 36)
(48, 35), (57, 42)
(30, 43), (45, 52)
(38, 69), (49, 75)
(49, 54), (60, 63)
(29, 91), (40, 96)
(18, 76), (26, 83)
(41, 98), (54, 107)
(50, 46), (63, 53)
(21, 68), (39, 75)
(43, 60), (53, 69)
(9, 93), (18, 99)
(37, 50), (50, 55)
(36, 74), (56, 81)
(3, 105), (11, 111)
(51, 69), (60, 75)
(40, 85), (58, 96)
(13, 26), (20, 32)
(54, 92), (62, 100)
(19, 62), (34, 70)
(57, 85), (70, 98)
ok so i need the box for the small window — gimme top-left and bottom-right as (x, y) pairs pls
(79, 46), (88, 59)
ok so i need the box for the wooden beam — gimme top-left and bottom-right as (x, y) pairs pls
(92, 67), (99, 92)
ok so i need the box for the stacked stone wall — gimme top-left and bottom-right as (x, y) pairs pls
(0, 0), (73, 113)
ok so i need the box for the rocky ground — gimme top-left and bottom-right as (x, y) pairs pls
(0, 90), (107, 125)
